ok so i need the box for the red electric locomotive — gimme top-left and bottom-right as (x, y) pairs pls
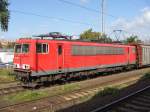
(13, 33), (150, 87)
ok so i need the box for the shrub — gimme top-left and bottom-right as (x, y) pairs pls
(99, 87), (119, 96)
(143, 72), (150, 79)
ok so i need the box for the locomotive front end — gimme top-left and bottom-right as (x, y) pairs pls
(13, 39), (35, 83)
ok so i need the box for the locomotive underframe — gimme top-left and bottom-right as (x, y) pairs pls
(14, 64), (136, 88)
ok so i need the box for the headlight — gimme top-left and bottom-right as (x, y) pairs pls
(13, 63), (20, 68)
(22, 64), (30, 69)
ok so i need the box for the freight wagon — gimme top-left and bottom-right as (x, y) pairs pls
(140, 45), (150, 66)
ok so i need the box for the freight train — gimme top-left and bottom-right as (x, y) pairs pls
(13, 33), (150, 87)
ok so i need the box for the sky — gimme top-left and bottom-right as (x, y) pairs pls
(0, 0), (150, 41)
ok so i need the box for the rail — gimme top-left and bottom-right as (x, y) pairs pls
(91, 85), (150, 112)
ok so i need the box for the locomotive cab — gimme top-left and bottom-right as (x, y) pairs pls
(14, 43), (31, 70)
(13, 39), (35, 83)
(13, 38), (51, 86)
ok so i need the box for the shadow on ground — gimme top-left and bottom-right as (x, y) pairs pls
(56, 74), (150, 112)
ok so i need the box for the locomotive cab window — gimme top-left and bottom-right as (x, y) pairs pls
(22, 44), (29, 53)
(15, 44), (30, 53)
(15, 44), (22, 53)
(36, 43), (48, 53)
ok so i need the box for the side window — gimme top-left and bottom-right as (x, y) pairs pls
(36, 43), (48, 53)
(58, 45), (62, 55)
(43, 44), (48, 53)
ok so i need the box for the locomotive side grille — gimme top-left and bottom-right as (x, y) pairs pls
(72, 45), (124, 56)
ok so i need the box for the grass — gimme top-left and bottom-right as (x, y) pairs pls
(61, 83), (80, 92)
(98, 87), (120, 96)
(0, 69), (15, 82)
(1, 75), (138, 104)
(3, 90), (49, 103)
(2, 82), (80, 103)
(1, 74), (147, 112)
(2, 71), (149, 107)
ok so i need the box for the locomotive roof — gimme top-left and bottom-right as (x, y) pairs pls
(16, 38), (138, 47)
(16, 32), (147, 46)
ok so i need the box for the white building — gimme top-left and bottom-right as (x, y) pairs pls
(0, 49), (14, 64)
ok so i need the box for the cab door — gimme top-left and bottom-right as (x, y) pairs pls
(57, 44), (64, 71)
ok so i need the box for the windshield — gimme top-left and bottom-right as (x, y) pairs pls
(15, 44), (30, 53)
(22, 44), (29, 53)
(15, 44), (22, 53)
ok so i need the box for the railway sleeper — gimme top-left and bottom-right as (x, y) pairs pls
(130, 101), (150, 109)
(124, 103), (150, 111)
(131, 100), (150, 107)
(116, 107), (137, 112)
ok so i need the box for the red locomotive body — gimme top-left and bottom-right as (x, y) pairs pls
(13, 37), (139, 86)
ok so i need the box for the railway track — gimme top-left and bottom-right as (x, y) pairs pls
(0, 68), (149, 112)
(0, 69), (141, 97)
(92, 85), (150, 112)
(0, 81), (17, 84)
(0, 76), (141, 112)
(0, 85), (25, 96)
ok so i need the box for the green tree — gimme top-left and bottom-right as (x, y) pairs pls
(80, 28), (112, 43)
(99, 34), (112, 43)
(124, 35), (142, 44)
(80, 28), (100, 40)
(0, 0), (10, 31)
